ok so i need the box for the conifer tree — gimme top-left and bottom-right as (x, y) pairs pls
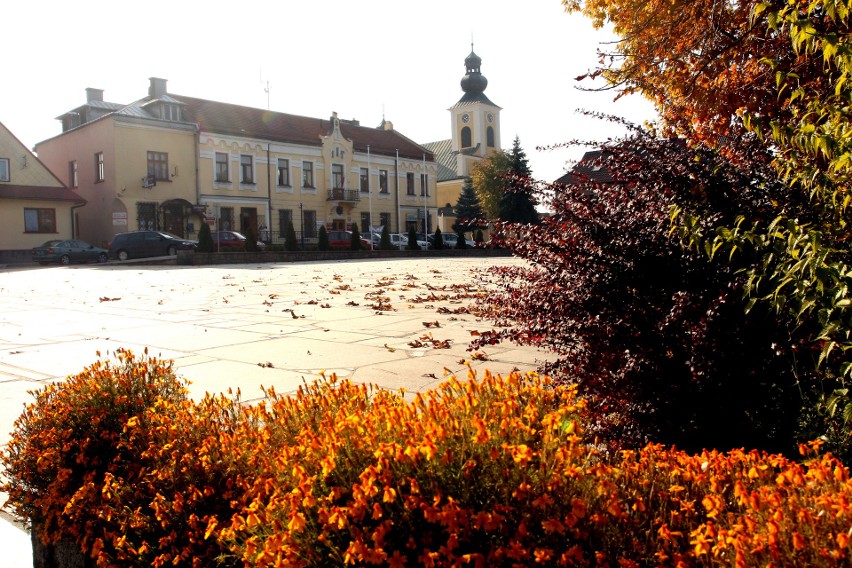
(317, 225), (329, 251)
(196, 222), (214, 253)
(284, 221), (298, 251)
(350, 222), (362, 251)
(379, 224), (393, 250)
(453, 177), (485, 240)
(432, 227), (445, 250)
(499, 137), (539, 224)
(406, 227), (421, 250)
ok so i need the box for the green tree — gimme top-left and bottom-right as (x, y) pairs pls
(499, 137), (539, 224)
(350, 222), (363, 251)
(196, 222), (213, 253)
(317, 225), (329, 251)
(379, 224), (393, 250)
(452, 177), (485, 239)
(406, 227), (421, 251)
(244, 227), (259, 252)
(475, 229), (484, 244)
(285, 221), (298, 252)
(432, 227), (445, 250)
(471, 151), (512, 221)
(455, 230), (468, 250)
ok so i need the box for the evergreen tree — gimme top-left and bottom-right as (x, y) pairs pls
(432, 227), (445, 250)
(406, 227), (421, 250)
(244, 226), (259, 252)
(196, 222), (214, 253)
(452, 177), (485, 240)
(455, 229), (468, 249)
(475, 229), (484, 244)
(317, 225), (329, 251)
(499, 137), (539, 224)
(379, 225), (393, 250)
(350, 222), (363, 251)
(285, 221), (298, 251)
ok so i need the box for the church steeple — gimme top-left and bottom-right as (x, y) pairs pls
(458, 44), (495, 106)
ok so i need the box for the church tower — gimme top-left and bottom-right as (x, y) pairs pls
(450, 45), (502, 176)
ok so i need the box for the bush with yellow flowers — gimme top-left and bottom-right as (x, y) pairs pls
(4, 351), (852, 566)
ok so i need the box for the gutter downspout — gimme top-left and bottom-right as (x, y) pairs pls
(71, 201), (86, 239)
(395, 149), (400, 234)
(266, 142), (272, 242)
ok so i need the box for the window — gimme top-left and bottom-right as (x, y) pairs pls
(0, 158), (10, 182)
(487, 126), (495, 148)
(406, 172), (415, 195)
(277, 159), (290, 186)
(219, 207), (234, 231)
(278, 209), (293, 234)
(461, 126), (472, 148)
(159, 104), (181, 121)
(359, 167), (369, 192)
(95, 152), (104, 182)
(240, 155), (254, 183)
(215, 153), (229, 182)
(380, 212), (391, 230)
(379, 169), (388, 193)
(420, 173), (428, 197)
(137, 202), (158, 230)
(147, 151), (169, 181)
(302, 161), (314, 188)
(24, 208), (56, 233)
(68, 161), (78, 188)
(361, 212), (371, 231)
(303, 209), (317, 237)
(332, 164), (344, 190)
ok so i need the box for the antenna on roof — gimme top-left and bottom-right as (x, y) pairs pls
(260, 68), (270, 110)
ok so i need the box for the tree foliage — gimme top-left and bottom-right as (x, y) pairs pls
(285, 221), (298, 252)
(453, 177), (485, 236)
(480, 130), (806, 454)
(379, 224), (393, 250)
(471, 151), (512, 220)
(317, 225), (329, 251)
(561, 0), (852, 456)
(196, 222), (214, 253)
(406, 227), (421, 251)
(350, 222), (363, 251)
(432, 227), (445, 250)
(499, 137), (540, 224)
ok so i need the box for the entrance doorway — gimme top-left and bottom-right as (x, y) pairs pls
(240, 207), (257, 236)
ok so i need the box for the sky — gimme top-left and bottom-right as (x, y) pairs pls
(4, 0), (657, 183)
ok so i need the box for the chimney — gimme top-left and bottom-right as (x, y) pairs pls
(86, 88), (104, 103)
(149, 77), (168, 99)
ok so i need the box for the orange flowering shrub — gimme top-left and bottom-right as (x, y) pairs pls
(5, 351), (852, 566)
(1, 349), (188, 560)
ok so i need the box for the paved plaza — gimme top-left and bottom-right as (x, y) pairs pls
(0, 256), (549, 560)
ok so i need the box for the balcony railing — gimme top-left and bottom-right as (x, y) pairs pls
(327, 189), (361, 202)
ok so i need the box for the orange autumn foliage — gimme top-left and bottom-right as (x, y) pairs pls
(3, 351), (852, 566)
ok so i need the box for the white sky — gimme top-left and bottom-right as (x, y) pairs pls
(5, 0), (657, 183)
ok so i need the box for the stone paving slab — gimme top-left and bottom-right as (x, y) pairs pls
(0, 256), (550, 559)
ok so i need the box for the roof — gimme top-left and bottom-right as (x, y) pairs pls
(0, 184), (85, 202)
(555, 150), (615, 185)
(421, 139), (460, 182)
(174, 96), (434, 161)
(451, 93), (500, 108)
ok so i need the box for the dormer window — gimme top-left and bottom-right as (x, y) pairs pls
(159, 104), (181, 121)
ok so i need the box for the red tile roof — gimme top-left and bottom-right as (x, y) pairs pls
(0, 185), (86, 202)
(175, 96), (433, 162)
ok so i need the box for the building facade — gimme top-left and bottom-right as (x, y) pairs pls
(0, 121), (84, 256)
(36, 78), (438, 248)
(423, 47), (502, 235)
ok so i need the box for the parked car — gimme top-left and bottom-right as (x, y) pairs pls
(108, 231), (197, 261)
(32, 239), (109, 266)
(431, 233), (476, 248)
(327, 230), (373, 251)
(370, 232), (407, 249)
(210, 230), (266, 250)
(400, 233), (431, 250)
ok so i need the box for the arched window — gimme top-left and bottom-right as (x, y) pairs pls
(461, 126), (472, 148)
(487, 126), (495, 148)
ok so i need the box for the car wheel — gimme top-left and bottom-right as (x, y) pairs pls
(117, 250), (129, 261)
(167, 245), (177, 256)
(97, 253), (108, 263)
(60, 254), (71, 265)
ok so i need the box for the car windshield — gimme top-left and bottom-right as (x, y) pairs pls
(157, 232), (182, 239)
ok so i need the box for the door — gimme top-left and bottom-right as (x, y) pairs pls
(240, 208), (257, 236)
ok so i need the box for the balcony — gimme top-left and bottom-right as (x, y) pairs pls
(327, 189), (361, 203)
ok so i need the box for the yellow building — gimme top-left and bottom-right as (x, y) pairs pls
(36, 78), (438, 248)
(0, 121), (84, 258)
(423, 47), (501, 235)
